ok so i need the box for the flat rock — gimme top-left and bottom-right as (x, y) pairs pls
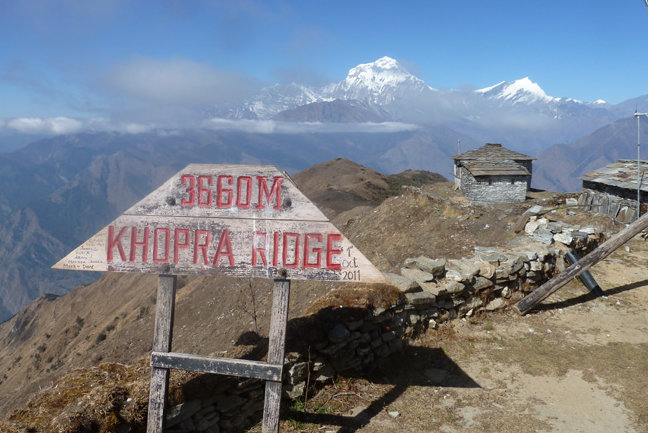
(474, 246), (508, 263)
(384, 272), (420, 293)
(524, 220), (542, 235)
(441, 280), (465, 295)
(475, 260), (495, 279)
(485, 298), (507, 311)
(472, 276), (494, 291)
(445, 259), (480, 282)
(420, 281), (446, 297)
(405, 291), (436, 307)
(403, 256), (446, 276)
(533, 227), (554, 245)
(400, 267), (435, 284)
(525, 205), (544, 215)
(553, 231), (573, 246)
(505, 256), (524, 274)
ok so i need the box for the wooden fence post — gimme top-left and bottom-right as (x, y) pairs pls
(262, 278), (291, 433)
(147, 275), (177, 433)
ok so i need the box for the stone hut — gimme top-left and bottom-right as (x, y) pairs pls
(579, 159), (648, 222)
(451, 143), (535, 203)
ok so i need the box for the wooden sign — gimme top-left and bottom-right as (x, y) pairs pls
(53, 164), (387, 284)
(54, 163), (389, 433)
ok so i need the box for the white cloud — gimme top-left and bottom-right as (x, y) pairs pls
(203, 118), (420, 134)
(6, 117), (83, 134)
(102, 57), (259, 108)
(0, 115), (419, 137)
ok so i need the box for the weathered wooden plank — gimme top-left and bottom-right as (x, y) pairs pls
(151, 351), (282, 381)
(124, 164), (328, 222)
(53, 163), (388, 284)
(52, 216), (387, 283)
(514, 211), (648, 315)
(147, 275), (176, 433)
(262, 279), (291, 433)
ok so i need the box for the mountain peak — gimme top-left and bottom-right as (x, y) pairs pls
(476, 77), (555, 104)
(364, 56), (401, 70)
(331, 57), (435, 105)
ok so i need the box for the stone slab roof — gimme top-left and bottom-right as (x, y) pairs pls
(463, 159), (530, 177)
(582, 159), (648, 192)
(452, 143), (536, 161)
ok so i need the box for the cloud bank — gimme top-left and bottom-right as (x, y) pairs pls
(100, 57), (260, 108)
(0, 116), (419, 136)
(6, 117), (83, 135)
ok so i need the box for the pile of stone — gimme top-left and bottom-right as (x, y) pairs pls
(385, 216), (604, 323)
(523, 214), (603, 250)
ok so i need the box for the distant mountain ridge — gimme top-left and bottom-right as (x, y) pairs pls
(534, 116), (648, 192)
(203, 56), (646, 154)
(1, 56), (648, 322)
(0, 129), (465, 321)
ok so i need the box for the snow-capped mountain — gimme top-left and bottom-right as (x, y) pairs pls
(326, 56), (435, 105)
(226, 56), (435, 120)
(222, 83), (330, 120)
(476, 77), (557, 104)
(207, 56), (646, 152)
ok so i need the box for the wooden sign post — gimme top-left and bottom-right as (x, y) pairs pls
(53, 164), (387, 433)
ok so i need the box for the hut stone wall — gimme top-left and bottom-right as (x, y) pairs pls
(458, 167), (528, 203)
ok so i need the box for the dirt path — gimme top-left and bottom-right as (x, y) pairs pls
(277, 236), (648, 433)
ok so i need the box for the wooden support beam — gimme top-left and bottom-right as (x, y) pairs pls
(151, 352), (282, 381)
(262, 279), (291, 433)
(514, 211), (648, 315)
(147, 275), (176, 433)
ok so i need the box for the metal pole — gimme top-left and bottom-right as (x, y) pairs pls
(635, 112), (648, 220)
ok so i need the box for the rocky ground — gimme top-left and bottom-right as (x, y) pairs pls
(0, 158), (646, 432)
(270, 235), (648, 433)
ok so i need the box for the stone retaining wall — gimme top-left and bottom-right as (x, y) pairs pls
(163, 212), (605, 433)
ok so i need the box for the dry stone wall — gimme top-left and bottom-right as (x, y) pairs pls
(162, 210), (605, 433)
(578, 188), (640, 223)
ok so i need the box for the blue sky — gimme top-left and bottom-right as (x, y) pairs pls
(1, 0), (648, 133)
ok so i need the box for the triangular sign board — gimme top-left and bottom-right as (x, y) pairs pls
(53, 164), (388, 283)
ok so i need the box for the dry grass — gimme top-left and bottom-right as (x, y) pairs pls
(1, 360), (150, 433)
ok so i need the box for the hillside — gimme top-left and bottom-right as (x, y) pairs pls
(1, 157), (645, 433)
(0, 158), (445, 417)
(533, 116), (648, 192)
